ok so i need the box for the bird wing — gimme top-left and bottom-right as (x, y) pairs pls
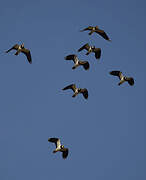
(109, 71), (124, 80)
(126, 77), (134, 86)
(62, 148), (69, 159)
(21, 48), (32, 64)
(93, 48), (101, 59)
(62, 84), (77, 92)
(80, 88), (88, 99)
(48, 138), (61, 148)
(78, 43), (90, 52)
(78, 61), (90, 70)
(6, 44), (19, 53)
(80, 26), (93, 32)
(95, 29), (111, 41)
(64, 54), (78, 63)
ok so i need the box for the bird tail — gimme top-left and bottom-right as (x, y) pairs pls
(15, 50), (20, 56)
(86, 52), (90, 55)
(118, 80), (124, 86)
(72, 66), (76, 69)
(72, 93), (77, 98)
(53, 150), (57, 153)
(72, 64), (79, 70)
(88, 30), (94, 35)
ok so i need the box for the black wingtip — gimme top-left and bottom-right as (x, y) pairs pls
(28, 61), (32, 64)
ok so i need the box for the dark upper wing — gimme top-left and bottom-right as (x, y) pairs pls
(80, 88), (88, 99)
(78, 43), (90, 52)
(6, 44), (19, 53)
(62, 84), (76, 92)
(80, 26), (93, 32)
(78, 61), (90, 70)
(21, 48), (32, 64)
(64, 54), (77, 63)
(62, 148), (69, 159)
(109, 71), (123, 80)
(93, 48), (101, 59)
(127, 77), (134, 86)
(95, 29), (111, 41)
(48, 138), (60, 148)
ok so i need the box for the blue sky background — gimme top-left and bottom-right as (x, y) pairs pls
(0, 0), (145, 179)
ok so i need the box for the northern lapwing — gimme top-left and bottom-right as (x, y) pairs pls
(64, 54), (89, 70)
(62, 84), (88, 99)
(78, 43), (101, 59)
(48, 138), (69, 159)
(80, 26), (111, 41)
(109, 71), (134, 86)
(6, 43), (32, 64)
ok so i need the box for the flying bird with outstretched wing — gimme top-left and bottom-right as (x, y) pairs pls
(109, 71), (134, 86)
(6, 43), (32, 64)
(80, 26), (111, 41)
(78, 43), (101, 59)
(48, 138), (69, 159)
(62, 84), (88, 99)
(64, 54), (89, 70)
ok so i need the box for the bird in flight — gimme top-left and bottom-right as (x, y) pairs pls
(109, 71), (134, 86)
(62, 84), (88, 99)
(78, 43), (101, 59)
(48, 138), (69, 159)
(64, 54), (89, 70)
(6, 43), (32, 64)
(80, 26), (111, 41)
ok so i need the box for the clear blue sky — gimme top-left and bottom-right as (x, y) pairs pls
(0, 0), (145, 179)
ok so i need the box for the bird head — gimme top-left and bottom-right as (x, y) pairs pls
(78, 88), (82, 92)
(61, 145), (64, 149)
(21, 43), (24, 48)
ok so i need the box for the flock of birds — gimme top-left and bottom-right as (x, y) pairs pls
(5, 25), (135, 159)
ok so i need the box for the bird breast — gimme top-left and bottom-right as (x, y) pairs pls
(75, 89), (79, 94)
(18, 46), (22, 50)
(89, 47), (92, 52)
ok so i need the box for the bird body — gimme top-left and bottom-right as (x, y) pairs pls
(64, 54), (89, 70)
(6, 43), (32, 64)
(62, 84), (88, 99)
(109, 71), (134, 86)
(80, 26), (111, 41)
(48, 138), (69, 159)
(78, 43), (101, 59)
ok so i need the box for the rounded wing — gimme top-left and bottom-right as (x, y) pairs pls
(62, 84), (76, 92)
(109, 71), (123, 80)
(95, 29), (111, 41)
(48, 138), (61, 148)
(21, 48), (32, 64)
(62, 148), (69, 159)
(79, 61), (90, 70)
(80, 88), (88, 99)
(93, 48), (101, 59)
(6, 44), (19, 53)
(78, 43), (90, 52)
(64, 54), (78, 63)
(127, 77), (134, 86)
